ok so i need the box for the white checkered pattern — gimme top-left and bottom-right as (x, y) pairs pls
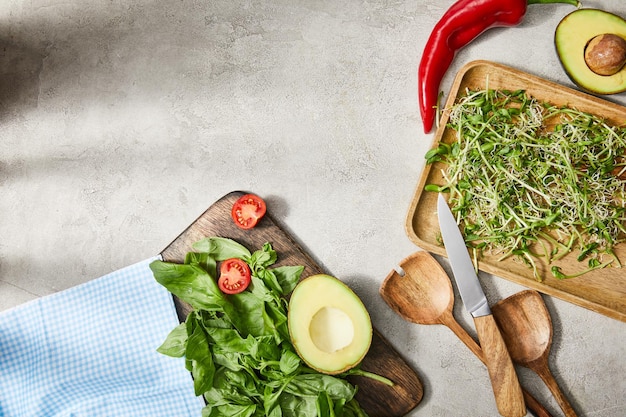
(0, 257), (204, 417)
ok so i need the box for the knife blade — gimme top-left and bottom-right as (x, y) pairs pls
(437, 193), (526, 417)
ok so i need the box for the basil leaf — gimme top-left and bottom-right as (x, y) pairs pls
(212, 350), (243, 371)
(258, 269), (283, 294)
(263, 384), (285, 417)
(255, 335), (281, 362)
(248, 276), (275, 303)
(229, 404), (259, 417)
(156, 323), (187, 357)
(206, 327), (257, 355)
(264, 300), (289, 342)
(186, 320), (215, 395)
(285, 374), (356, 400)
(150, 261), (226, 311)
(279, 393), (317, 417)
(198, 310), (231, 330)
(185, 251), (217, 276)
(211, 403), (257, 417)
(248, 242), (278, 272)
(222, 369), (258, 394)
(279, 350), (301, 375)
(229, 291), (272, 338)
(272, 265), (304, 295)
(192, 236), (252, 260)
(266, 403), (282, 417)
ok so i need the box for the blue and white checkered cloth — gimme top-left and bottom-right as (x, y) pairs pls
(0, 257), (205, 417)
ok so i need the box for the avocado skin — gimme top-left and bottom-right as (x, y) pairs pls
(555, 9), (626, 95)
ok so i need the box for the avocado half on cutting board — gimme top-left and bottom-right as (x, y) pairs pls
(288, 274), (373, 375)
(555, 8), (626, 94)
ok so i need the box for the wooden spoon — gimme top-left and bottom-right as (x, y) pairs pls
(492, 290), (577, 417)
(380, 251), (552, 417)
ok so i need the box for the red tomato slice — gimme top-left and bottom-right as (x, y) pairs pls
(218, 258), (251, 294)
(231, 194), (267, 230)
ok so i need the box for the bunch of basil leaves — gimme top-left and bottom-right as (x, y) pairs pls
(150, 237), (371, 417)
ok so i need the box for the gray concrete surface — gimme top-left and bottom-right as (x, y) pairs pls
(1, 0), (625, 416)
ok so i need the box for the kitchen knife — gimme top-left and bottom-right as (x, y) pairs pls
(437, 193), (526, 417)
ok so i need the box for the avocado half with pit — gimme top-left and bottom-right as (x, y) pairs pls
(288, 274), (372, 375)
(555, 8), (626, 94)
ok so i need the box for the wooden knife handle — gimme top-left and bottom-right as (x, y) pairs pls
(474, 314), (526, 417)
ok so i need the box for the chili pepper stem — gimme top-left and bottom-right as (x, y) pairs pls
(527, 0), (581, 7)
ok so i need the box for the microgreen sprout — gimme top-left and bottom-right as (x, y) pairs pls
(426, 88), (626, 281)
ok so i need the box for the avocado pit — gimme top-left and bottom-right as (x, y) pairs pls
(584, 33), (626, 76)
(310, 306), (354, 353)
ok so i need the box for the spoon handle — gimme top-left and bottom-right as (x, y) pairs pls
(474, 314), (526, 417)
(444, 312), (484, 357)
(442, 311), (553, 417)
(535, 363), (578, 417)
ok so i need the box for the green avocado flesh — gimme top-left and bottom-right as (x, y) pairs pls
(555, 9), (626, 94)
(288, 274), (372, 375)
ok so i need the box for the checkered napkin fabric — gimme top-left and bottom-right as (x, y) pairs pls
(0, 257), (204, 417)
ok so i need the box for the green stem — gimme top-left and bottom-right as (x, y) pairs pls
(344, 369), (395, 387)
(527, 0), (580, 7)
(551, 260), (613, 279)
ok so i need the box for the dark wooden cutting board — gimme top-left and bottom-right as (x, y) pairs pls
(160, 191), (423, 416)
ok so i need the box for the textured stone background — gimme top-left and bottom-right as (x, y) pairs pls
(1, 1), (625, 416)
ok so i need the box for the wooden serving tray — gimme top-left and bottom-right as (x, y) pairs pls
(407, 60), (626, 323)
(160, 191), (424, 416)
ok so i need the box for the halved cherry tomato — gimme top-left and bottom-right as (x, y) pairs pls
(231, 194), (266, 230)
(218, 258), (251, 294)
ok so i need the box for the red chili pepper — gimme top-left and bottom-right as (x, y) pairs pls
(418, 0), (580, 134)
